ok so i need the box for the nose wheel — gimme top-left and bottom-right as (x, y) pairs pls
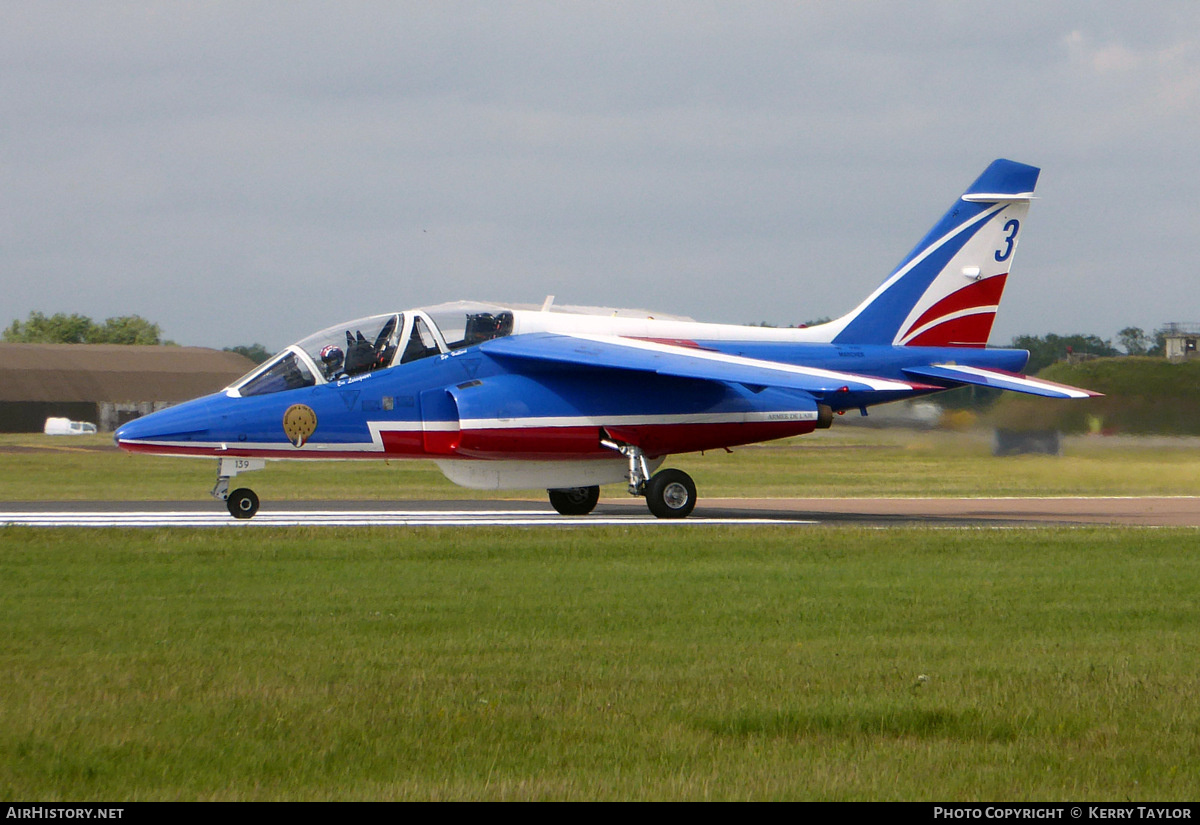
(226, 488), (260, 520)
(212, 458), (265, 519)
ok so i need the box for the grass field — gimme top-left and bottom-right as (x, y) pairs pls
(2, 430), (1199, 800)
(2, 526), (1198, 801)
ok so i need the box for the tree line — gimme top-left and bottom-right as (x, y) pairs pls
(1014, 327), (1164, 373)
(4, 311), (171, 346)
(3, 311), (271, 364)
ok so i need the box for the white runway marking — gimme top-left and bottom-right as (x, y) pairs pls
(0, 509), (814, 528)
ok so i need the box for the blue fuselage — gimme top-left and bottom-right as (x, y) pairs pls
(115, 340), (1027, 463)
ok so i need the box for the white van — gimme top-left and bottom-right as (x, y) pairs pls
(44, 417), (98, 436)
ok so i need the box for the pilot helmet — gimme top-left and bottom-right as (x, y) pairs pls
(320, 344), (344, 374)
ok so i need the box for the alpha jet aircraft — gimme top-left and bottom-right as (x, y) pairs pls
(115, 159), (1097, 519)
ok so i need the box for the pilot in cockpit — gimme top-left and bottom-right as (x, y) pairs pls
(320, 344), (345, 380)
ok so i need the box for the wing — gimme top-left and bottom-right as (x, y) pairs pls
(480, 332), (927, 399)
(902, 364), (1102, 399)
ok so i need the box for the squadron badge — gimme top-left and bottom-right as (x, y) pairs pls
(282, 404), (317, 447)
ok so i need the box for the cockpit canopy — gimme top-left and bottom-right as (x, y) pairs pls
(228, 304), (515, 397)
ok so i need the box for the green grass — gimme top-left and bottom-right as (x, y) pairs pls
(4, 429), (1200, 501)
(2, 526), (1199, 800)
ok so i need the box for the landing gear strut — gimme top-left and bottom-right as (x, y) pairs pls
(601, 437), (697, 519)
(212, 458), (265, 520)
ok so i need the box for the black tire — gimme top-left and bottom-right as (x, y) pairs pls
(227, 487), (260, 520)
(644, 469), (696, 519)
(548, 486), (600, 516)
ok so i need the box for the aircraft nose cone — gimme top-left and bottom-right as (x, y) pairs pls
(113, 418), (142, 444)
(113, 408), (175, 448)
(114, 407), (178, 442)
(113, 393), (233, 453)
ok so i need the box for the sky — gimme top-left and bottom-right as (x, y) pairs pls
(3, 1), (1199, 351)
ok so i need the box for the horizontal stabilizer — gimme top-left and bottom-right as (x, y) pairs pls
(483, 333), (924, 398)
(902, 364), (1101, 399)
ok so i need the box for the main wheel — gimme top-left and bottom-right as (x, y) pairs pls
(548, 486), (601, 516)
(644, 469), (696, 519)
(227, 487), (260, 520)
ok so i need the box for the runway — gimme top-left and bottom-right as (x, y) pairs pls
(2, 497), (1199, 528)
(709, 496), (1200, 527)
(0, 505), (809, 528)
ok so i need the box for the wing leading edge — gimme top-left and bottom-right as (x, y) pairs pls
(481, 332), (927, 399)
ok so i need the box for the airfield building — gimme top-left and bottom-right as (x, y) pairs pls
(0, 344), (256, 433)
(1161, 323), (1200, 362)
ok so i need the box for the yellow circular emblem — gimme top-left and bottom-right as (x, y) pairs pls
(283, 404), (318, 447)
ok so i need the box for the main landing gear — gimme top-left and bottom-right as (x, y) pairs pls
(212, 458), (265, 520)
(545, 439), (696, 519)
(603, 437), (698, 519)
(544, 463), (697, 519)
(547, 485), (601, 516)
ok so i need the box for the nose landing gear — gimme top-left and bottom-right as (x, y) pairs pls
(212, 458), (265, 520)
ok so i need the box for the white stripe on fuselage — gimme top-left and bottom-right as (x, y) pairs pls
(452, 410), (819, 430)
(563, 333), (916, 392)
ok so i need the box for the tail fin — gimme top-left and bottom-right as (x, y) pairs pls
(828, 159), (1039, 348)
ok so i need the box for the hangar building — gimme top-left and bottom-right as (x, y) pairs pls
(0, 344), (256, 433)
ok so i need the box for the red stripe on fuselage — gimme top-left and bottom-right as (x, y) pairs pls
(118, 419), (818, 462)
(454, 419), (816, 459)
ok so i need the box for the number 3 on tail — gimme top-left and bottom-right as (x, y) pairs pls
(995, 219), (1020, 262)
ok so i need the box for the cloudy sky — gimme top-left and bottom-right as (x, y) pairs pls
(3, 2), (1198, 350)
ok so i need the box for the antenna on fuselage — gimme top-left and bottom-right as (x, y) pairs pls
(540, 295), (555, 312)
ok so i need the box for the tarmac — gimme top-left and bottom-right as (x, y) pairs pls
(2, 496), (1198, 527)
(704, 496), (1200, 527)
